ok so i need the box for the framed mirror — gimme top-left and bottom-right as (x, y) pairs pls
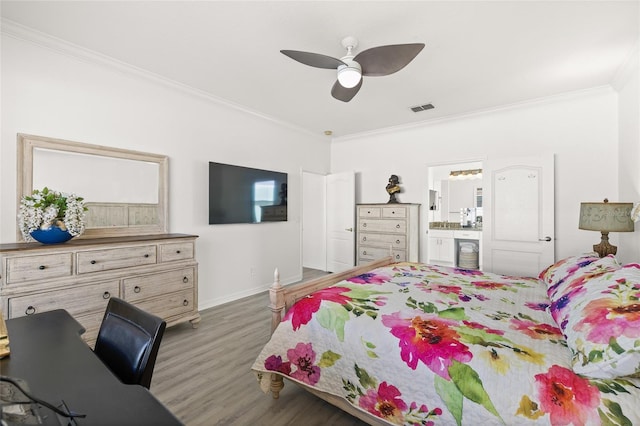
(17, 134), (168, 240)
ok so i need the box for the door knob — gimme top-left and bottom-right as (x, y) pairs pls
(345, 228), (353, 232)
(539, 236), (552, 242)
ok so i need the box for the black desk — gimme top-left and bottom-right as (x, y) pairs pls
(1, 310), (182, 425)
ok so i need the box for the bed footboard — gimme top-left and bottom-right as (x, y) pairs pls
(267, 256), (394, 398)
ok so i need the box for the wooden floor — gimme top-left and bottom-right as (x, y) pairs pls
(151, 269), (369, 425)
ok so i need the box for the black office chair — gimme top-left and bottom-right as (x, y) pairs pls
(94, 297), (166, 389)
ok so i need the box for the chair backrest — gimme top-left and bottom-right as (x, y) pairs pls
(94, 297), (166, 389)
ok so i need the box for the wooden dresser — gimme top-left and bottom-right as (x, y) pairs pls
(0, 234), (199, 346)
(356, 204), (420, 265)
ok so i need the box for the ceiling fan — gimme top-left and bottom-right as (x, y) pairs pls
(280, 37), (425, 102)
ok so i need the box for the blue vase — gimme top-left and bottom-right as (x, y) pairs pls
(30, 226), (73, 244)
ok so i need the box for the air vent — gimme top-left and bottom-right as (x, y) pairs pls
(410, 103), (434, 113)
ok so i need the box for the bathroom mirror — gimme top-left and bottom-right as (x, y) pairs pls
(17, 134), (168, 240)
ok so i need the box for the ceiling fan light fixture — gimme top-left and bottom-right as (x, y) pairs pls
(337, 62), (362, 88)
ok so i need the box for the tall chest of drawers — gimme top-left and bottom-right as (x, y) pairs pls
(0, 234), (199, 346)
(356, 204), (420, 265)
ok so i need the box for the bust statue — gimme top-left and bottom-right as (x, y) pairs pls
(386, 174), (401, 204)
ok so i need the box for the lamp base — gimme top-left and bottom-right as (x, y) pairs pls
(593, 231), (617, 258)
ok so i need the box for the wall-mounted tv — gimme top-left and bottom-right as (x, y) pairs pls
(209, 162), (288, 224)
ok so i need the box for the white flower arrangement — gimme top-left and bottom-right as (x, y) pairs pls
(18, 187), (87, 242)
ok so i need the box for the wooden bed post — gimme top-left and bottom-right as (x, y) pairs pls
(269, 268), (286, 333)
(264, 257), (394, 400)
(269, 268), (285, 398)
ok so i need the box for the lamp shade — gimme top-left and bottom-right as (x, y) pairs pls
(578, 200), (634, 232)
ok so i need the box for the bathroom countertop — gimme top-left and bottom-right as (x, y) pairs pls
(429, 223), (482, 231)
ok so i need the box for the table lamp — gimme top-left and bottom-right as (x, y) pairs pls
(578, 198), (634, 257)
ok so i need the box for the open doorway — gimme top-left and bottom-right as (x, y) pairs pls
(426, 161), (483, 269)
(301, 170), (356, 274)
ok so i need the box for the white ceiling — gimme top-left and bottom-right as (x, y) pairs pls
(2, 1), (638, 138)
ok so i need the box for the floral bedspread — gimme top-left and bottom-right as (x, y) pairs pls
(251, 263), (640, 425)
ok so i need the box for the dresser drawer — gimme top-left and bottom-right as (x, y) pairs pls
(159, 242), (194, 262)
(359, 219), (407, 234)
(382, 207), (407, 218)
(359, 247), (406, 263)
(123, 268), (195, 302)
(359, 233), (406, 249)
(7, 280), (118, 319)
(5, 252), (73, 284)
(134, 289), (196, 319)
(358, 206), (381, 218)
(77, 245), (157, 274)
(453, 230), (481, 240)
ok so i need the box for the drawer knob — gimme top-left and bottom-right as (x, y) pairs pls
(25, 305), (36, 315)
(183, 299), (189, 306)
(176, 250), (181, 254)
(144, 254), (150, 258)
(103, 291), (111, 299)
(396, 239), (401, 244)
(183, 276), (189, 283)
(38, 265), (46, 270)
(396, 224), (401, 229)
(134, 286), (141, 293)
(363, 223), (367, 227)
(90, 260), (97, 265)
(362, 237), (367, 242)
(363, 250), (367, 255)
(395, 254), (400, 260)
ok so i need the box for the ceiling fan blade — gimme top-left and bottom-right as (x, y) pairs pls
(331, 79), (363, 102)
(355, 43), (425, 76)
(280, 50), (346, 69)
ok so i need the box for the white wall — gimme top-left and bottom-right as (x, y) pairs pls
(615, 46), (640, 264)
(0, 33), (331, 309)
(331, 87), (625, 265)
(301, 171), (326, 270)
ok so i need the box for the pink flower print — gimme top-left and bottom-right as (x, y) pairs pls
(575, 297), (640, 344)
(421, 283), (463, 295)
(264, 354), (291, 375)
(382, 312), (472, 379)
(358, 381), (408, 423)
(535, 365), (600, 425)
(284, 286), (351, 330)
(510, 318), (563, 340)
(462, 320), (505, 336)
(287, 342), (321, 385)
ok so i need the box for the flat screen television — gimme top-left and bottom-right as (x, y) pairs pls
(209, 162), (287, 224)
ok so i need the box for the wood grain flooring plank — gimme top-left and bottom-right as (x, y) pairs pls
(151, 270), (368, 425)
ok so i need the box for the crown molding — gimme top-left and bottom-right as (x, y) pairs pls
(1, 18), (323, 141)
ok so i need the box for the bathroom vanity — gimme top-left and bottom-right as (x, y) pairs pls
(427, 225), (482, 270)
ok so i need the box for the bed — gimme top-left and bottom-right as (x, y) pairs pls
(252, 254), (640, 425)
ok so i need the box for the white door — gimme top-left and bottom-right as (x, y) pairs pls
(326, 171), (355, 272)
(482, 156), (555, 277)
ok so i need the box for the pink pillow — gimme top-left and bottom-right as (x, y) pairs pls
(548, 262), (640, 378)
(545, 254), (621, 300)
